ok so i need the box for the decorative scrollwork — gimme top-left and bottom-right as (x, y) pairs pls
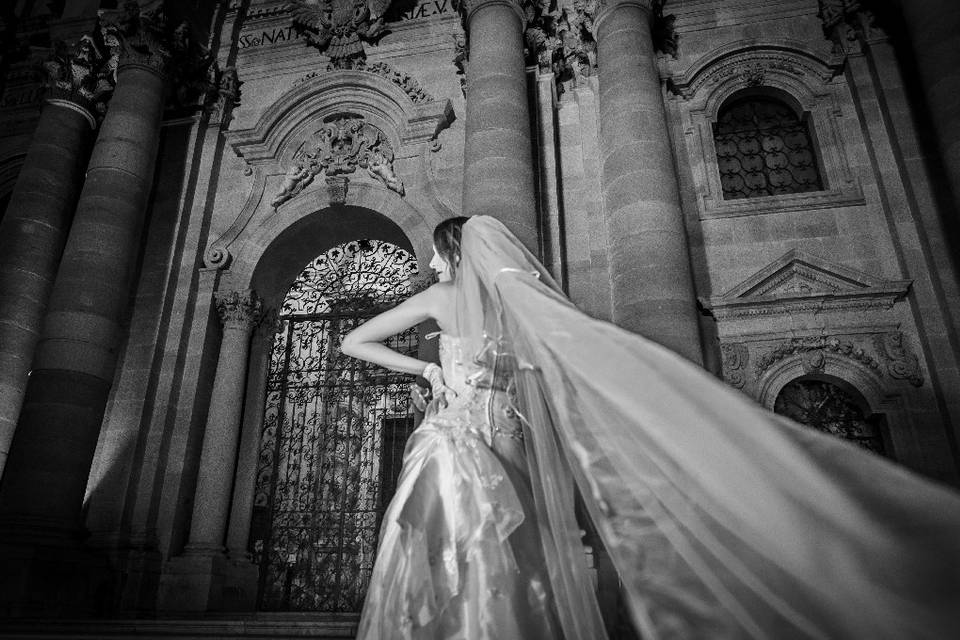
(873, 332), (923, 387)
(719, 342), (748, 389)
(204, 245), (232, 270)
(281, 239), (419, 316)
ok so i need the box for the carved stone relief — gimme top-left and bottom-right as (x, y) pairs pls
(719, 342), (749, 389)
(99, 0), (216, 114)
(287, 0), (391, 69)
(294, 60), (433, 103)
(271, 115), (403, 208)
(873, 332), (923, 387)
(753, 336), (883, 379)
(721, 331), (924, 404)
(818, 0), (889, 55)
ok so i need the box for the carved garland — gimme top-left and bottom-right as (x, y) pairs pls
(753, 336), (883, 379)
(746, 332), (923, 388)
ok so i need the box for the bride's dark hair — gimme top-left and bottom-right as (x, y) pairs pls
(433, 216), (470, 277)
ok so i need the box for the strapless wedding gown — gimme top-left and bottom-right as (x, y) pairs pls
(356, 334), (562, 640)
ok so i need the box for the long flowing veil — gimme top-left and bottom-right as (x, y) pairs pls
(452, 216), (960, 640)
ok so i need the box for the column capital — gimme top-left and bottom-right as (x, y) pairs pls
(41, 28), (117, 127)
(455, 0), (526, 27)
(99, 1), (171, 77)
(215, 290), (264, 331)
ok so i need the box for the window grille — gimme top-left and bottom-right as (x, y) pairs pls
(714, 96), (824, 199)
(250, 239), (420, 612)
(774, 379), (885, 455)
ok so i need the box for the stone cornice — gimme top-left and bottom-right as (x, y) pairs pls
(704, 249), (912, 320)
(665, 41), (843, 100)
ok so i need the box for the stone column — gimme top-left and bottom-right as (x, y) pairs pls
(187, 290), (262, 554)
(594, 0), (701, 362)
(0, 11), (169, 539)
(159, 290), (262, 612)
(460, 0), (539, 251)
(896, 0), (960, 221)
(0, 34), (113, 479)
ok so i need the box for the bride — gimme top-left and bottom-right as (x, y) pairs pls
(343, 215), (960, 640)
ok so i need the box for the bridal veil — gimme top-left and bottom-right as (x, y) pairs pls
(451, 215), (960, 640)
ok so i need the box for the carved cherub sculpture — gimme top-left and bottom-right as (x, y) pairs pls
(272, 162), (315, 208)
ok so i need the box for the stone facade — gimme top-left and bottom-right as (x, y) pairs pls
(0, 0), (958, 628)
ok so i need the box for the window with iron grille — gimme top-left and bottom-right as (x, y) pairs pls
(250, 239), (420, 613)
(714, 96), (824, 200)
(774, 378), (886, 456)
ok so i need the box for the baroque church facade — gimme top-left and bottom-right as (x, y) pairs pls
(0, 0), (958, 633)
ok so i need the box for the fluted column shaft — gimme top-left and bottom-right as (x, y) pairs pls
(0, 101), (95, 479)
(0, 61), (165, 535)
(462, 0), (539, 251)
(595, 0), (701, 361)
(897, 0), (960, 222)
(186, 291), (262, 552)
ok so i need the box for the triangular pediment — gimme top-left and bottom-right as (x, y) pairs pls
(705, 250), (911, 318)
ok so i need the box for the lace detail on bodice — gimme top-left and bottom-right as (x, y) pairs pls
(438, 333), (479, 396)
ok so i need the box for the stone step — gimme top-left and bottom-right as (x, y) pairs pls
(0, 615), (357, 639)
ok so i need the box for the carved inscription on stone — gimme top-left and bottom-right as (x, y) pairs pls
(272, 116), (403, 208)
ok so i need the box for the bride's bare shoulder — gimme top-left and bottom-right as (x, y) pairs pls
(424, 281), (455, 326)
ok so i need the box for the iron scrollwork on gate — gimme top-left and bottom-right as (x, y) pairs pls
(250, 239), (420, 612)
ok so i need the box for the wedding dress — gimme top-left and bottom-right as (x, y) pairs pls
(359, 216), (960, 640)
(449, 216), (960, 639)
(356, 331), (585, 640)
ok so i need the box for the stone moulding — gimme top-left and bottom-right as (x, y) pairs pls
(703, 249), (912, 320)
(753, 335), (883, 379)
(225, 70), (452, 164)
(294, 61), (435, 104)
(665, 39), (844, 101)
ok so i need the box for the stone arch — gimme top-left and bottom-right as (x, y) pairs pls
(220, 180), (441, 303)
(246, 203), (422, 312)
(669, 41), (843, 114)
(757, 351), (888, 413)
(209, 69), (452, 285)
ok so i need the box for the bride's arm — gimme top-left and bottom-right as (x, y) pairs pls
(340, 285), (441, 376)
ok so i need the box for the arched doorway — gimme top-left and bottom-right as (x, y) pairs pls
(249, 238), (420, 612)
(773, 376), (887, 455)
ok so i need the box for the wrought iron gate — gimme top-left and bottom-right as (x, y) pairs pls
(250, 239), (420, 612)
